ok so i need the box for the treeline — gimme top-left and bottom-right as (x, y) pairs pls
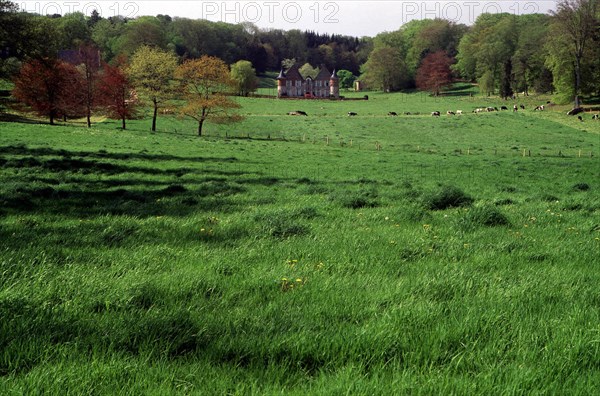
(361, 0), (600, 105)
(0, 3), (370, 76)
(1, 0), (598, 106)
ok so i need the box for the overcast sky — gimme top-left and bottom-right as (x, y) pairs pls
(20, 1), (558, 37)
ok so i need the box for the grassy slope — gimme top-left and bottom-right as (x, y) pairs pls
(1, 91), (600, 394)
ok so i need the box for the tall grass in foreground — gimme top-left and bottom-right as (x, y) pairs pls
(1, 92), (599, 394)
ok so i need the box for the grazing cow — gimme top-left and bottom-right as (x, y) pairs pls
(578, 115), (583, 122)
(474, 108), (485, 113)
(404, 112), (412, 115)
(447, 111), (455, 116)
(501, 106), (508, 110)
(567, 107), (584, 116)
(456, 110), (463, 115)
(592, 114), (599, 120)
(388, 112), (398, 116)
(431, 111), (441, 116)
(520, 104), (525, 110)
(348, 112), (357, 116)
(534, 105), (545, 111)
(486, 107), (496, 112)
(288, 111), (308, 116)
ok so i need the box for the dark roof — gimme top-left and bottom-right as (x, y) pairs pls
(314, 65), (331, 81)
(330, 69), (339, 80)
(58, 49), (101, 67)
(276, 69), (286, 80)
(284, 64), (304, 81)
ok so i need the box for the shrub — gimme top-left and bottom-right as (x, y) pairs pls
(331, 188), (378, 209)
(254, 209), (310, 238)
(421, 185), (473, 210)
(572, 182), (590, 191)
(460, 205), (510, 228)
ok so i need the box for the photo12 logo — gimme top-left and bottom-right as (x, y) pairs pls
(200, 1), (340, 24)
(18, 1), (140, 18)
(399, 1), (548, 24)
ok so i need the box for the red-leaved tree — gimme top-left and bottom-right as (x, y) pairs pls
(416, 51), (454, 96)
(97, 58), (139, 129)
(12, 58), (84, 124)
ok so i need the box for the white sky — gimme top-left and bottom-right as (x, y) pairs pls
(19, 1), (558, 37)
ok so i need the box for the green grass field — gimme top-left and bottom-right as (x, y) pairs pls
(1, 88), (600, 394)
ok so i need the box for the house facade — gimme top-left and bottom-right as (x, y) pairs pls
(277, 64), (340, 99)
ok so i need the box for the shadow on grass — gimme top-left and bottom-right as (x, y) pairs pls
(0, 112), (46, 124)
(0, 144), (240, 164)
(0, 145), (262, 218)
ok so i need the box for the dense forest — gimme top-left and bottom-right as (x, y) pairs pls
(1, 0), (599, 105)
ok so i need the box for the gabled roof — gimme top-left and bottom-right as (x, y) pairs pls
(276, 69), (286, 80)
(284, 64), (304, 81)
(314, 65), (331, 81)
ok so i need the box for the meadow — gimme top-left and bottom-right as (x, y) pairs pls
(1, 86), (600, 394)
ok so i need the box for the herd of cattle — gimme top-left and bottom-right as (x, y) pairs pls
(287, 105), (599, 120)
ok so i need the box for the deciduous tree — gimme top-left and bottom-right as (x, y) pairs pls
(75, 44), (102, 127)
(415, 51), (454, 96)
(336, 69), (356, 89)
(97, 57), (138, 129)
(12, 59), (83, 124)
(230, 60), (258, 96)
(128, 46), (177, 131)
(175, 56), (242, 136)
(361, 46), (407, 92)
(550, 0), (599, 107)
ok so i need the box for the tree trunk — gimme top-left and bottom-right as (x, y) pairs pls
(122, 117), (126, 130)
(152, 98), (158, 132)
(198, 119), (205, 136)
(574, 57), (581, 108)
(87, 110), (91, 128)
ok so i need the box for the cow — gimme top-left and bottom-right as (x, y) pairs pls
(534, 105), (545, 111)
(474, 108), (485, 113)
(288, 111), (307, 116)
(513, 105), (518, 112)
(578, 115), (583, 122)
(447, 111), (455, 116)
(592, 114), (599, 120)
(501, 106), (508, 110)
(348, 112), (357, 116)
(486, 107), (496, 112)
(404, 112), (412, 115)
(431, 111), (441, 116)
(520, 104), (525, 110)
(456, 110), (463, 115)
(567, 107), (584, 116)
(388, 112), (398, 116)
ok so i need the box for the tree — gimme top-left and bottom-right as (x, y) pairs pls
(127, 46), (177, 132)
(175, 56), (242, 136)
(415, 51), (454, 96)
(336, 69), (356, 89)
(12, 59), (83, 124)
(361, 46), (407, 92)
(281, 58), (296, 70)
(74, 44), (102, 127)
(550, 0), (599, 107)
(97, 58), (138, 129)
(512, 14), (553, 95)
(230, 60), (258, 96)
(299, 62), (318, 79)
